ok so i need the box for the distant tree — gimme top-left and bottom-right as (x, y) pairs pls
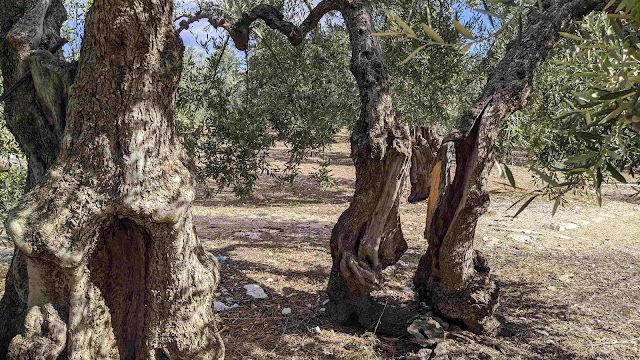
(175, 15), (358, 197)
(0, 72), (26, 221)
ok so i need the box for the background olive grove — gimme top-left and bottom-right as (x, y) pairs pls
(1, 0), (638, 237)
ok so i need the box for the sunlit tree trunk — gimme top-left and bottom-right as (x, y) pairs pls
(0, 0), (70, 353)
(413, 0), (606, 335)
(1, 0), (224, 358)
(326, 0), (413, 335)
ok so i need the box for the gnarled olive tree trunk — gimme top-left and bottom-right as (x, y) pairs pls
(325, 0), (413, 335)
(0, 0), (71, 354)
(408, 125), (452, 204)
(2, 0), (224, 358)
(413, 0), (606, 335)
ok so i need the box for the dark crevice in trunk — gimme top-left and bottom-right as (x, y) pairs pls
(89, 218), (150, 359)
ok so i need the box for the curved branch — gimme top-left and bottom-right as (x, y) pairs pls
(177, 0), (340, 50)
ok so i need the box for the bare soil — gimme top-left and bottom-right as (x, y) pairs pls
(1, 132), (638, 359)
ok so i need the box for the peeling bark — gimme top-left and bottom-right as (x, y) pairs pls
(2, 0), (224, 358)
(408, 125), (452, 204)
(413, 0), (606, 335)
(325, 0), (412, 334)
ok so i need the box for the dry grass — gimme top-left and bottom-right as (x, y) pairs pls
(1, 132), (638, 359)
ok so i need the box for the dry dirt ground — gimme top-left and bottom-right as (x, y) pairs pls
(1, 133), (639, 359)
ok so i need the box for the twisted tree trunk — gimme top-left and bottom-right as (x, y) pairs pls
(182, 0), (414, 335)
(0, 0), (71, 354)
(413, 0), (606, 335)
(325, 0), (413, 335)
(1, 0), (224, 358)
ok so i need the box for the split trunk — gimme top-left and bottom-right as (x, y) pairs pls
(413, 0), (606, 335)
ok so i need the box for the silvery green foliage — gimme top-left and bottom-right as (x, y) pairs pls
(374, 0), (486, 133)
(176, 18), (358, 197)
(504, 10), (640, 210)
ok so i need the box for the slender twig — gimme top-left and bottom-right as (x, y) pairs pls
(373, 299), (389, 335)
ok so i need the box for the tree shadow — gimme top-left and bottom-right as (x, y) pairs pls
(197, 215), (422, 358)
(496, 279), (599, 360)
(196, 173), (355, 208)
(601, 182), (640, 204)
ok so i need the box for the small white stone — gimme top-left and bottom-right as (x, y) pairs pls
(547, 339), (556, 345)
(319, 308), (326, 312)
(507, 234), (536, 243)
(313, 326), (321, 334)
(536, 329), (550, 336)
(214, 301), (239, 312)
(266, 278), (274, 282)
(549, 223), (579, 232)
(282, 308), (292, 316)
(244, 284), (268, 299)
(234, 231), (262, 240)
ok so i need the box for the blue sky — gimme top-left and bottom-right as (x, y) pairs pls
(63, 1), (490, 57)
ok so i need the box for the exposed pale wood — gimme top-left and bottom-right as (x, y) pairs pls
(326, 0), (412, 334)
(414, 0), (607, 335)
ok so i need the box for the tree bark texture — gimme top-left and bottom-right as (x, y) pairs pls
(0, 0), (71, 354)
(2, 0), (224, 358)
(408, 125), (452, 204)
(413, 0), (606, 335)
(326, 0), (413, 334)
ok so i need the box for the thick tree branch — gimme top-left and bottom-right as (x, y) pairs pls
(439, 0), (607, 142)
(177, 0), (340, 50)
(0, 39), (67, 104)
